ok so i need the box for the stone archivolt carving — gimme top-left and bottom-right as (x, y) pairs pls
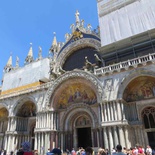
(44, 70), (103, 108)
(60, 103), (99, 130)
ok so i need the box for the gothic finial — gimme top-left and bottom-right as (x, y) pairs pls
(52, 32), (57, 47)
(4, 55), (13, 73)
(49, 32), (58, 56)
(25, 43), (34, 64)
(7, 55), (12, 66)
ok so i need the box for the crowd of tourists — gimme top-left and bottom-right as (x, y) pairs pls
(1, 143), (155, 155)
(63, 144), (155, 155)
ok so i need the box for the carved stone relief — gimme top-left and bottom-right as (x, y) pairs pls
(104, 78), (114, 92)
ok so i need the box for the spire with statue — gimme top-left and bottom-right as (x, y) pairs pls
(25, 43), (34, 65)
(3, 54), (13, 73)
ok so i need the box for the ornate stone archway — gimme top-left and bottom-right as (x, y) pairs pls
(43, 70), (103, 109)
(61, 103), (99, 130)
(117, 68), (155, 99)
(60, 103), (99, 150)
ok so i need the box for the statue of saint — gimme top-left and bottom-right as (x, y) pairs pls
(70, 24), (75, 33)
(75, 10), (80, 24)
(38, 46), (42, 60)
(16, 56), (19, 67)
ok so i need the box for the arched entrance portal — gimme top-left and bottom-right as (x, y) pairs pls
(142, 107), (155, 147)
(75, 116), (92, 148)
(62, 104), (98, 150)
(16, 100), (36, 149)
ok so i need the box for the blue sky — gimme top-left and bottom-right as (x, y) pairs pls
(0, 0), (99, 84)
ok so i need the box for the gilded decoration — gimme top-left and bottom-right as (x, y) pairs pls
(45, 71), (103, 108)
(123, 76), (155, 102)
(56, 82), (97, 109)
(76, 116), (91, 127)
(17, 102), (36, 117)
(0, 108), (8, 119)
(76, 116), (91, 126)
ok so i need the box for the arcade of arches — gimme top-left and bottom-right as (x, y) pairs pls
(1, 75), (155, 153)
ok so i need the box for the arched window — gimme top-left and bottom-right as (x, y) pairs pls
(142, 107), (155, 129)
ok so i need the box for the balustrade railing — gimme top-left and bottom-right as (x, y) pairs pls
(94, 53), (155, 75)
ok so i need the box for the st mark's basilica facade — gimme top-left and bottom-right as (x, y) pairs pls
(0, 0), (155, 154)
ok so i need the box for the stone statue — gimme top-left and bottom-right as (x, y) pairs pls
(94, 54), (102, 68)
(87, 24), (92, 33)
(84, 56), (94, 72)
(70, 24), (75, 33)
(65, 33), (70, 42)
(38, 46), (42, 60)
(75, 10), (80, 24)
(80, 19), (84, 28)
(16, 56), (19, 68)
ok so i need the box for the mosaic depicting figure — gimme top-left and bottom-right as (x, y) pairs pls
(57, 83), (97, 109)
(0, 108), (8, 120)
(76, 116), (91, 126)
(17, 102), (36, 117)
(123, 76), (155, 102)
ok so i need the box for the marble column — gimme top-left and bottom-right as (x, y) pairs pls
(34, 133), (37, 149)
(143, 129), (149, 146)
(61, 132), (63, 151)
(4, 135), (8, 150)
(113, 102), (117, 120)
(118, 102), (122, 120)
(120, 102), (125, 120)
(47, 112), (49, 128)
(113, 126), (119, 147)
(124, 126), (131, 148)
(97, 129), (100, 147)
(118, 126), (125, 146)
(103, 127), (109, 149)
(103, 103), (108, 122)
(51, 113), (53, 130)
(38, 133), (41, 154)
(108, 127), (113, 150)
(100, 103), (104, 122)
(134, 126), (139, 144)
(110, 102), (114, 121)
(99, 128), (103, 147)
(91, 130), (94, 147)
(107, 103), (111, 121)
(140, 126), (145, 147)
(19, 135), (22, 149)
